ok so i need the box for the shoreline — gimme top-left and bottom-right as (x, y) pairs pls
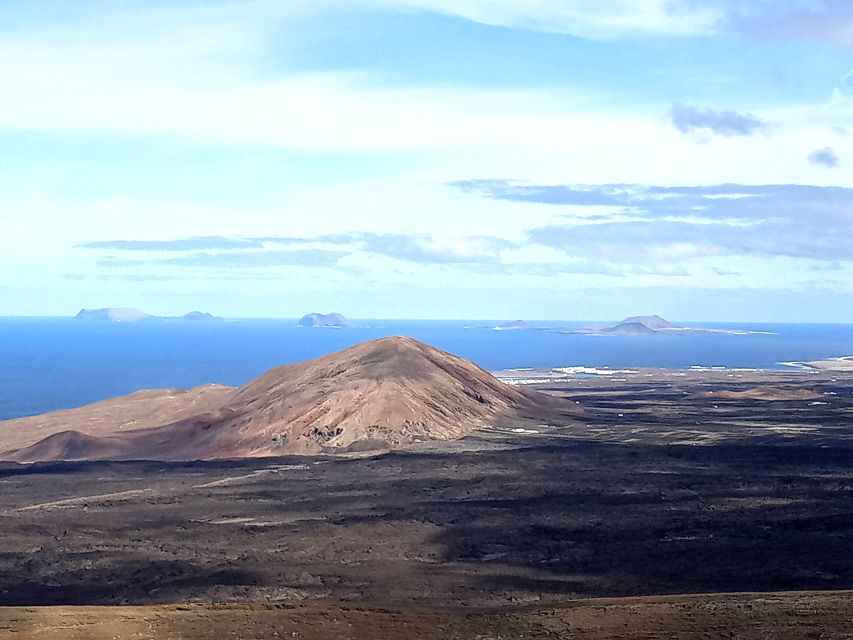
(779, 356), (853, 372)
(493, 358), (853, 385)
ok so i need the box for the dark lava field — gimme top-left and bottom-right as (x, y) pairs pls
(1, 369), (853, 609)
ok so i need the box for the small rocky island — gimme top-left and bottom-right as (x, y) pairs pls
(602, 315), (673, 335)
(74, 308), (220, 323)
(494, 320), (531, 331)
(569, 315), (764, 336)
(299, 312), (357, 328)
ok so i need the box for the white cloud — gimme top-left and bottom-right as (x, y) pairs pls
(371, 0), (722, 38)
(2, 0), (853, 318)
(0, 0), (849, 191)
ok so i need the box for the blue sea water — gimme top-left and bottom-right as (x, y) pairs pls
(0, 318), (852, 421)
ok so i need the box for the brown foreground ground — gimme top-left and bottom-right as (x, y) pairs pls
(3, 591), (853, 639)
(2, 368), (853, 637)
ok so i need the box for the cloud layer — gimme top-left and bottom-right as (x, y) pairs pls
(730, 0), (853, 49)
(456, 181), (853, 263)
(83, 181), (853, 282)
(366, 0), (853, 44)
(83, 233), (517, 268)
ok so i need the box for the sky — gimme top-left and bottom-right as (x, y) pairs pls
(1, 0), (853, 321)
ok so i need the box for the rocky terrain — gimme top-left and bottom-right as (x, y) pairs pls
(0, 337), (582, 462)
(3, 592), (853, 639)
(0, 386), (232, 455)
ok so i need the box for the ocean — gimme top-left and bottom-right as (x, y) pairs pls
(1, 318), (851, 421)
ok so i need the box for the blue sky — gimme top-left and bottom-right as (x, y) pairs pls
(2, 0), (853, 320)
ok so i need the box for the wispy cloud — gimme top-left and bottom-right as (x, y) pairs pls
(456, 180), (853, 263)
(371, 0), (722, 39)
(357, 0), (853, 45)
(98, 249), (347, 269)
(809, 147), (840, 168)
(0, 3), (574, 152)
(453, 180), (623, 206)
(360, 233), (514, 264)
(83, 232), (632, 279)
(78, 235), (357, 252)
(671, 104), (769, 137)
(83, 232), (516, 265)
(79, 237), (268, 251)
(463, 260), (688, 278)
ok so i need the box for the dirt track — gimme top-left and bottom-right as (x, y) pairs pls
(3, 591), (853, 639)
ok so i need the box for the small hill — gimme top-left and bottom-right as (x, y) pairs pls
(299, 312), (355, 328)
(692, 387), (824, 401)
(572, 315), (675, 336)
(620, 315), (672, 330)
(0, 337), (583, 462)
(0, 386), (233, 454)
(9, 430), (132, 463)
(602, 321), (658, 335)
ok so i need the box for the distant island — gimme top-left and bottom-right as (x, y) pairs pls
(602, 315), (673, 335)
(567, 315), (769, 336)
(299, 312), (357, 328)
(74, 308), (221, 323)
(494, 320), (531, 331)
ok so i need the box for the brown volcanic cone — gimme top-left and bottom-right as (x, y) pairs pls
(2, 337), (582, 463)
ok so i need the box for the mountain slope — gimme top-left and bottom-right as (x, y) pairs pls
(0, 385), (233, 453)
(9, 430), (134, 462)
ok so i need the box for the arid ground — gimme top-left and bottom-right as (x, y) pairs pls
(4, 592), (853, 639)
(2, 367), (853, 637)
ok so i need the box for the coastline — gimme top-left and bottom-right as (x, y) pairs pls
(492, 358), (853, 386)
(1, 315), (851, 420)
(780, 356), (853, 372)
